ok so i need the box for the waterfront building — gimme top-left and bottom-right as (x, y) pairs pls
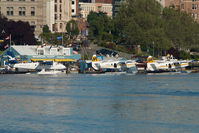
(0, 45), (81, 66)
(79, 2), (112, 19)
(0, 0), (72, 37)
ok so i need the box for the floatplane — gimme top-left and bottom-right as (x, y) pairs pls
(146, 55), (192, 73)
(90, 55), (138, 73)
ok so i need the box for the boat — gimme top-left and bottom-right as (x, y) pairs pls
(12, 62), (39, 70)
(36, 61), (66, 71)
(12, 61), (66, 74)
(28, 69), (65, 75)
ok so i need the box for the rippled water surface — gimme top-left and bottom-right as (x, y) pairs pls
(0, 73), (199, 133)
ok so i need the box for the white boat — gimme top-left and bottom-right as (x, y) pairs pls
(32, 69), (65, 75)
(36, 61), (66, 70)
(13, 62), (39, 70)
(12, 61), (66, 74)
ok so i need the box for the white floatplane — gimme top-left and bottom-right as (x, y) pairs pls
(146, 55), (192, 72)
(91, 55), (138, 73)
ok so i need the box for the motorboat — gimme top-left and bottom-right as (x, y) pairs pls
(28, 69), (65, 75)
(11, 60), (66, 74)
(36, 61), (66, 71)
(13, 62), (39, 70)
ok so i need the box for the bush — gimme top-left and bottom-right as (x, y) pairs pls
(179, 51), (191, 59)
(106, 42), (116, 49)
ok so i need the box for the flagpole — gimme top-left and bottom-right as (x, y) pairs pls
(9, 34), (11, 51)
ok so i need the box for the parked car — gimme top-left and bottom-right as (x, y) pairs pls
(96, 49), (118, 57)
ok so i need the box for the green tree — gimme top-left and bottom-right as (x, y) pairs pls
(113, 0), (199, 56)
(66, 19), (79, 37)
(87, 11), (113, 41)
(162, 8), (199, 49)
(42, 25), (51, 33)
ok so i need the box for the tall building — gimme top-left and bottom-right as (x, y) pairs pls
(0, 0), (72, 37)
(165, 0), (199, 22)
(0, 0), (55, 38)
(53, 0), (72, 33)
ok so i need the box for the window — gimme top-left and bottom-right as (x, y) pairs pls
(60, 23), (62, 29)
(192, 4), (195, 9)
(19, 0), (25, 1)
(98, 6), (102, 12)
(195, 13), (198, 19)
(55, 14), (57, 20)
(72, 9), (74, 13)
(59, 14), (62, 20)
(50, 48), (58, 55)
(31, 21), (36, 32)
(63, 48), (71, 55)
(60, 4), (62, 12)
(7, 7), (14, 16)
(7, 0), (13, 1)
(72, 1), (75, 4)
(55, 0), (57, 3)
(31, 0), (35, 1)
(55, 4), (57, 12)
(60, 0), (62, 3)
(31, 7), (35, 16)
(19, 7), (26, 16)
(37, 49), (44, 55)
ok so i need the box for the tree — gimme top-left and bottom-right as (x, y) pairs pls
(112, 0), (199, 56)
(0, 15), (36, 50)
(66, 19), (79, 37)
(87, 11), (113, 41)
(42, 25), (50, 33)
(162, 8), (199, 49)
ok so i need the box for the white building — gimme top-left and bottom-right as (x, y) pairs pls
(79, 2), (112, 19)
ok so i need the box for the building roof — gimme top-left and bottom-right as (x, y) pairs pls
(11, 45), (37, 55)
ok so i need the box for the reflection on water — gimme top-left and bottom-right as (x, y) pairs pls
(0, 73), (199, 133)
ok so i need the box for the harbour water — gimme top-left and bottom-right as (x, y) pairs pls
(0, 73), (199, 133)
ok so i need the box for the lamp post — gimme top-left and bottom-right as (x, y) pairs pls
(61, 21), (67, 46)
(153, 41), (154, 57)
